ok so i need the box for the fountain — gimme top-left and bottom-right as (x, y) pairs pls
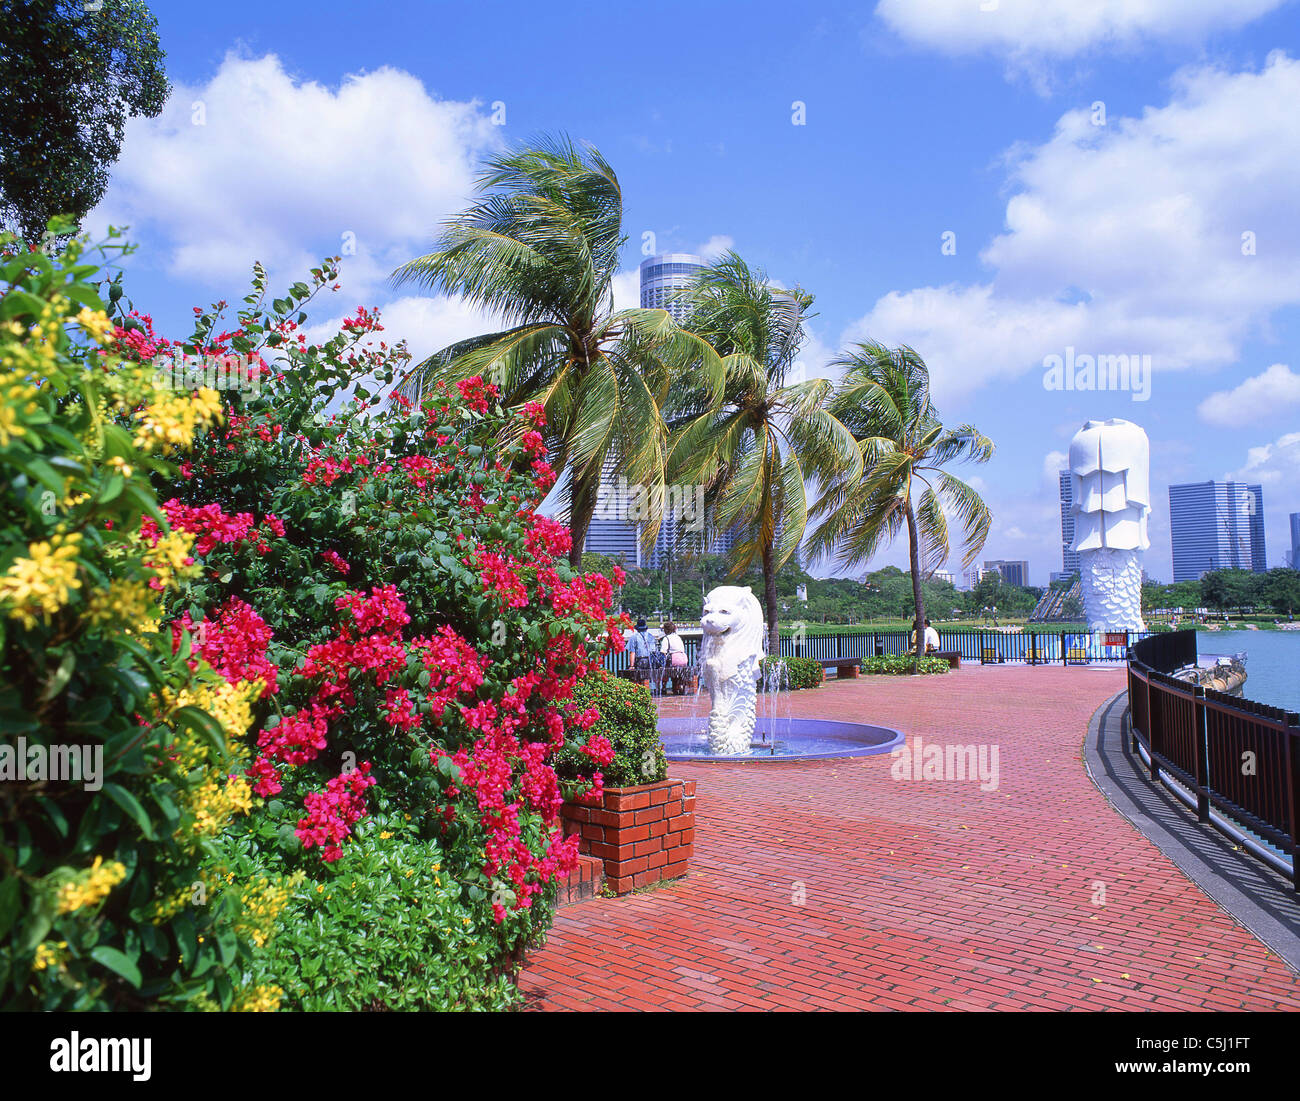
(657, 585), (903, 761)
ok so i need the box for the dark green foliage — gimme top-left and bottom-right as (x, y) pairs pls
(860, 655), (950, 676)
(0, 0), (169, 240)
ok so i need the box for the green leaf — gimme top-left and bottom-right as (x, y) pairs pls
(91, 945), (142, 988)
(104, 783), (156, 840)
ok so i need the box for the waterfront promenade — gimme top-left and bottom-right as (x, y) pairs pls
(520, 666), (1300, 1011)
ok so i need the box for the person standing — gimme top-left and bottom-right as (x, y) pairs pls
(660, 621), (688, 695)
(627, 618), (656, 677)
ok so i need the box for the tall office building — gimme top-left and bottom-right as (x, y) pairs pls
(1058, 470), (1081, 577)
(583, 456), (641, 567)
(983, 559), (1030, 588)
(1168, 481), (1266, 583)
(1290, 511), (1300, 569)
(640, 252), (706, 322)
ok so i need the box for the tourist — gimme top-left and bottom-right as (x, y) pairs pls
(660, 621), (687, 667)
(660, 621), (689, 696)
(924, 618), (941, 653)
(627, 618), (657, 674)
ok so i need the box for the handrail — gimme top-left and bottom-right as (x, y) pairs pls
(1127, 629), (1300, 891)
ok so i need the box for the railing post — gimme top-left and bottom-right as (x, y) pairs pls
(1146, 674), (1159, 782)
(1193, 684), (1209, 824)
(1287, 717), (1300, 892)
(1061, 630), (1067, 666)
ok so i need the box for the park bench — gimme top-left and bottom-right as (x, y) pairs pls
(820, 657), (861, 679)
(933, 650), (961, 669)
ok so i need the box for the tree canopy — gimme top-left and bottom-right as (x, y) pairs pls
(0, 0), (169, 241)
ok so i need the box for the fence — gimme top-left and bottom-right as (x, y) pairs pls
(1128, 630), (1300, 890)
(602, 627), (1150, 672)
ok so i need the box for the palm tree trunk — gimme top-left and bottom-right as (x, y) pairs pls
(762, 537), (778, 656)
(905, 501), (926, 673)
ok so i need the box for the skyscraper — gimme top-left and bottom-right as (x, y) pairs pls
(639, 252), (706, 322)
(1058, 470), (1080, 576)
(584, 255), (713, 564)
(1168, 481), (1266, 583)
(1290, 511), (1300, 569)
(983, 560), (1030, 587)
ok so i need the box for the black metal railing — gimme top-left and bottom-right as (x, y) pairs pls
(1128, 630), (1300, 890)
(603, 627), (1150, 671)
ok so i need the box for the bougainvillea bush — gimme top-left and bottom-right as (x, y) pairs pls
(0, 229), (278, 1010)
(143, 258), (629, 1007)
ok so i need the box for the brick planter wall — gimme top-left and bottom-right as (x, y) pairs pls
(560, 778), (696, 895)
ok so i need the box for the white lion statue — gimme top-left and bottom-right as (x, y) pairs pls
(699, 586), (765, 755)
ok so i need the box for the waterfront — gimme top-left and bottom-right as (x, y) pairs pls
(1197, 629), (1300, 714)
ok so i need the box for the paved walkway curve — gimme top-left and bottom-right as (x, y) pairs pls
(520, 667), (1300, 1011)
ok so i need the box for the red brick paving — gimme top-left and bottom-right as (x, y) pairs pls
(520, 666), (1300, 1011)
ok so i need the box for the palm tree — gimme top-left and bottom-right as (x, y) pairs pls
(806, 342), (994, 663)
(391, 136), (721, 568)
(669, 252), (861, 646)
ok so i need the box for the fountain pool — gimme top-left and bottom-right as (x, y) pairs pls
(658, 715), (904, 762)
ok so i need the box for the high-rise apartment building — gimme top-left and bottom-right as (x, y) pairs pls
(1168, 481), (1266, 583)
(983, 560), (1030, 588)
(1058, 470), (1081, 577)
(1289, 511), (1300, 569)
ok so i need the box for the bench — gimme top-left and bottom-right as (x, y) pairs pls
(933, 650), (961, 669)
(820, 657), (861, 679)
(1065, 647), (1090, 665)
(980, 648), (1005, 665)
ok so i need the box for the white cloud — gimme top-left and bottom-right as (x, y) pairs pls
(1198, 364), (1300, 426)
(1042, 450), (1068, 483)
(842, 53), (1300, 404)
(696, 234), (734, 260)
(91, 52), (499, 295)
(875, 0), (1285, 64)
(1233, 430), (1300, 486)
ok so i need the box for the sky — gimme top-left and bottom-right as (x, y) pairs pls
(85, 0), (1300, 585)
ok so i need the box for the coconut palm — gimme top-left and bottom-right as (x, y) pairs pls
(391, 136), (721, 567)
(806, 342), (994, 663)
(669, 251), (861, 646)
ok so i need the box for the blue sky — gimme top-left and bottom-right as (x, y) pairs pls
(90, 0), (1300, 584)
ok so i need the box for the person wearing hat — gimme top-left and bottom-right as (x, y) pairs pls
(627, 618), (657, 671)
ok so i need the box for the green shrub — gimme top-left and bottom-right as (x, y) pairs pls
(759, 656), (824, 689)
(860, 655), (951, 676)
(238, 800), (538, 1011)
(557, 672), (666, 788)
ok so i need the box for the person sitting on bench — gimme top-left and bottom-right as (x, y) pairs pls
(910, 618), (941, 653)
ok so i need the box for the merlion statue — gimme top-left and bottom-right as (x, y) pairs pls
(699, 586), (765, 755)
(1067, 418), (1150, 632)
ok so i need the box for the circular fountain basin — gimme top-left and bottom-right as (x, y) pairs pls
(659, 716), (905, 762)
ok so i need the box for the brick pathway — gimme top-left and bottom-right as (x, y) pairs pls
(520, 666), (1300, 1011)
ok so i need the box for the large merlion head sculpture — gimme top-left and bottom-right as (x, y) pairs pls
(699, 586), (765, 756)
(1067, 418), (1150, 632)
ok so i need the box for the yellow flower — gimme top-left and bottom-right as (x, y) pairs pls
(0, 531), (82, 629)
(378, 831), (393, 839)
(33, 942), (64, 971)
(76, 307), (115, 344)
(55, 855), (127, 914)
(231, 984), (283, 1013)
